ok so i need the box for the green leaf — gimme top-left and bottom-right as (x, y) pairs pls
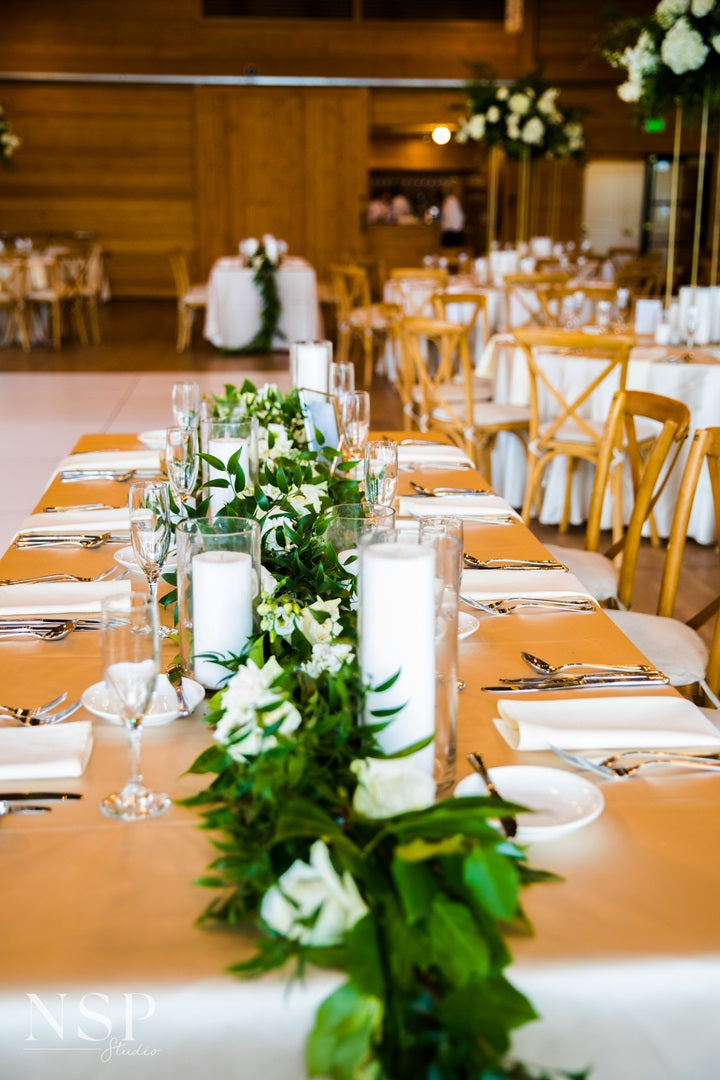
(462, 845), (522, 922)
(307, 982), (383, 1080)
(438, 974), (538, 1051)
(427, 895), (490, 984)
(344, 916), (385, 999)
(391, 856), (438, 924)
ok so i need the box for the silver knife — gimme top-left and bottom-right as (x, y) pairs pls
(464, 555), (568, 570)
(43, 503), (121, 513)
(0, 791), (83, 801)
(483, 672), (669, 691)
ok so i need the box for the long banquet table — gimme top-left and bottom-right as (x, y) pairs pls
(204, 255), (322, 350)
(2, 431), (720, 1079)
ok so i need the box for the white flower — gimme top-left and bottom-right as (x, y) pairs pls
(521, 116), (545, 146)
(537, 88), (559, 116)
(455, 126), (469, 144)
(691, 0), (715, 14)
(467, 113), (486, 140)
(257, 595), (301, 638)
(260, 565), (279, 597)
(656, 0), (690, 28)
(260, 840), (368, 946)
(301, 641), (354, 678)
(262, 234), (280, 264)
(287, 481), (327, 516)
(215, 656), (301, 760)
(621, 30), (659, 83)
(661, 16), (709, 73)
(496, 85), (509, 101)
(258, 423), (295, 462)
(712, 32), (720, 51)
(506, 114), (521, 140)
(351, 758), (436, 819)
(239, 237), (259, 258)
(508, 92), (531, 116)
(486, 105), (501, 124)
(301, 597), (342, 645)
(618, 79), (642, 102)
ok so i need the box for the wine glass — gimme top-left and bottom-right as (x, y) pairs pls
(171, 381), (200, 429)
(340, 390), (370, 478)
(165, 425), (199, 511)
(129, 480), (171, 621)
(100, 595), (169, 821)
(364, 439), (398, 507)
(329, 361), (355, 401)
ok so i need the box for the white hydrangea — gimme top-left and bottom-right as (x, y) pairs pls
(351, 758), (436, 819)
(622, 30), (660, 83)
(537, 88), (559, 116)
(506, 114), (521, 140)
(691, 0), (715, 14)
(712, 32), (720, 51)
(496, 86), (509, 101)
(618, 79), (642, 102)
(467, 113), (486, 140)
(656, 0), (690, 28)
(301, 641), (354, 678)
(214, 656), (302, 761)
(521, 116), (546, 145)
(508, 92), (531, 116)
(486, 105), (501, 124)
(301, 597), (342, 645)
(287, 481), (328, 516)
(661, 16), (709, 73)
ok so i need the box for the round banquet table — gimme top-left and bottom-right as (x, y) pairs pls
(203, 255), (322, 350)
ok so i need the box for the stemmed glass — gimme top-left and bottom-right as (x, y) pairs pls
(340, 390), (370, 479)
(129, 480), (171, 625)
(165, 425), (199, 511)
(171, 381), (200, 429)
(329, 360), (355, 401)
(364, 439), (398, 507)
(100, 595), (170, 821)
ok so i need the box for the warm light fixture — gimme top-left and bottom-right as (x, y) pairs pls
(431, 126), (451, 146)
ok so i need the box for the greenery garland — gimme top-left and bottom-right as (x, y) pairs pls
(0, 103), (21, 166)
(225, 239), (283, 355)
(176, 381), (586, 1080)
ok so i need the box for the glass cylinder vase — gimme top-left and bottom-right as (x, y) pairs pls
(290, 340), (332, 394)
(200, 417), (259, 520)
(176, 517), (261, 690)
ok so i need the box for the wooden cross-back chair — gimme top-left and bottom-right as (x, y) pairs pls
(0, 256), (30, 352)
(330, 263), (396, 387)
(170, 250), (208, 352)
(513, 327), (637, 532)
(545, 389), (691, 610)
(430, 290), (492, 402)
(535, 283), (618, 328)
(604, 425), (720, 707)
(503, 271), (571, 329)
(397, 315), (529, 483)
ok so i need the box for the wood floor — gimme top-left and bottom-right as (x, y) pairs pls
(3, 297), (718, 637)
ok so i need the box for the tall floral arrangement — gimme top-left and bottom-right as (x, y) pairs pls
(235, 234), (287, 354)
(601, 0), (720, 117)
(0, 104), (21, 166)
(176, 380), (583, 1080)
(456, 70), (585, 160)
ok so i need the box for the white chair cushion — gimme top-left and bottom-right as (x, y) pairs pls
(607, 609), (709, 687)
(545, 544), (618, 603)
(471, 402), (530, 425)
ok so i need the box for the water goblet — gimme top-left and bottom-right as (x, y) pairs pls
(329, 360), (355, 401)
(172, 381), (200, 429)
(364, 439), (398, 508)
(685, 304), (699, 356)
(99, 595), (170, 821)
(129, 480), (171, 621)
(340, 390), (370, 478)
(418, 514), (464, 584)
(595, 300), (612, 332)
(165, 425), (199, 511)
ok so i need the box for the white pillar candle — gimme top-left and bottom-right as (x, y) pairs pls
(207, 437), (250, 519)
(291, 341), (331, 394)
(360, 543), (436, 774)
(192, 550), (253, 688)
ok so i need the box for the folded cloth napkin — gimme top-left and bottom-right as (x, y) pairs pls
(398, 494), (518, 520)
(0, 720), (93, 780)
(396, 444), (473, 467)
(54, 449), (161, 475)
(18, 508), (130, 535)
(493, 695), (720, 752)
(461, 568), (592, 600)
(630, 345), (670, 363)
(0, 579), (130, 616)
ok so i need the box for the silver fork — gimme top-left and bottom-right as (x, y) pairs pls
(0, 621), (78, 642)
(0, 691), (68, 718)
(0, 567), (124, 586)
(0, 699), (81, 726)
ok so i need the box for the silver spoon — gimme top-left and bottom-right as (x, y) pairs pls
(0, 801), (52, 816)
(520, 651), (656, 676)
(409, 481), (489, 497)
(0, 621), (77, 642)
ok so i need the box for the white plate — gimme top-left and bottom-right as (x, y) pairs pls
(113, 545), (177, 573)
(138, 429), (167, 450)
(458, 612), (479, 640)
(82, 674), (205, 726)
(455, 765), (604, 842)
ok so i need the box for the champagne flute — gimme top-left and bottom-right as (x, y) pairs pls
(341, 390), (370, 479)
(129, 480), (171, 621)
(100, 595), (169, 821)
(165, 425), (199, 511)
(364, 439), (398, 507)
(329, 360), (355, 400)
(172, 381), (200, 429)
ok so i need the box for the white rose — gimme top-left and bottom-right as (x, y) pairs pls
(508, 92), (531, 116)
(351, 758), (436, 819)
(287, 481), (327, 515)
(301, 641), (354, 678)
(618, 80), (642, 102)
(486, 105), (501, 124)
(691, 0), (715, 14)
(521, 116), (545, 146)
(302, 598), (342, 644)
(260, 565), (279, 597)
(260, 840), (368, 946)
(656, 0), (690, 27)
(467, 113), (486, 140)
(239, 237), (259, 258)
(496, 85), (509, 101)
(262, 234), (279, 264)
(713, 32), (720, 51)
(661, 16), (709, 72)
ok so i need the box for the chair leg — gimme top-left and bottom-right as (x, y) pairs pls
(176, 303), (188, 352)
(50, 301), (62, 349)
(363, 331), (374, 388)
(560, 458), (578, 533)
(522, 456), (548, 524)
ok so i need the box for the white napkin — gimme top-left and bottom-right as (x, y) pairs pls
(493, 695), (720, 751)
(461, 568), (591, 599)
(398, 494), (517, 520)
(55, 449), (161, 475)
(0, 579), (130, 616)
(18, 508), (130, 535)
(0, 720), (93, 780)
(396, 444), (473, 468)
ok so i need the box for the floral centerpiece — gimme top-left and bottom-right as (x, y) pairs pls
(236, 234), (288, 354)
(456, 70), (584, 160)
(0, 104), (21, 166)
(601, 0), (720, 117)
(174, 380), (584, 1080)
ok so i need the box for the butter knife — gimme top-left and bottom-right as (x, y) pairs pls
(0, 791), (83, 801)
(464, 554), (568, 571)
(483, 672), (669, 691)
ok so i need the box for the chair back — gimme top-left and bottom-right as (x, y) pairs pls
(389, 267), (449, 284)
(535, 283), (618, 328)
(330, 264), (371, 320)
(615, 253), (664, 297)
(431, 290), (489, 372)
(0, 256), (26, 303)
(503, 271), (571, 329)
(584, 389), (691, 609)
(170, 250), (191, 300)
(396, 315), (469, 438)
